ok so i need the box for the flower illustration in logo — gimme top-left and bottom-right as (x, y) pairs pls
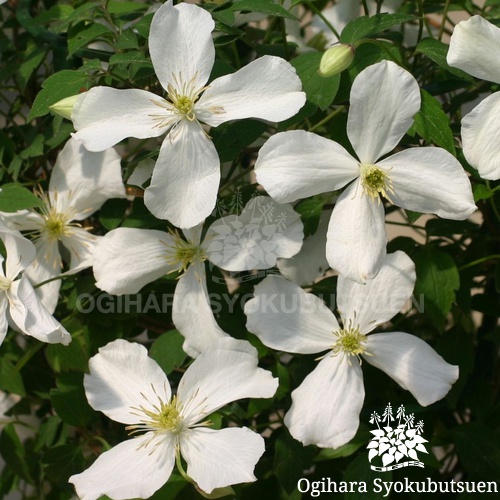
(367, 403), (428, 471)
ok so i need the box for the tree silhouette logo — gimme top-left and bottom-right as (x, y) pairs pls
(367, 403), (429, 471)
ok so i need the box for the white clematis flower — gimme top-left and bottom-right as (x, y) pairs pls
(71, 0), (305, 229)
(244, 251), (458, 449)
(255, 60), (476, 283)
(0, 228), (70, 346)
(1, 139), (125, 313)
(447, 15), (500, 180)
(92, 196), (304, 356)
(69, 338), (278, 500)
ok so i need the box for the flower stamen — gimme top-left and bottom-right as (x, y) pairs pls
(359, 163), (394, 203)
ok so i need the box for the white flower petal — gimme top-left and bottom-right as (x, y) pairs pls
(93, 228), (176, 295)
(197, 56), (305, 127)
(72, 88), (168, 151)
(277, 208), (332, 286)
(347, 60), (420, 163)
(23, 237), (62, 314)
(178, 337), (277, 424)
(1, 230), (35, 280)
(205, 196), (304, 271)
(254, 130), (359, 203)
(0, 298), (9, 346)
(69, 432), (175, 500)
(365, 332), (459, 406)
(127, 158), (155, 187)
(181, 427), (263, 494)
(326, 181), (386, 283)
(337, 251), (415, 334)
(379, 148), (476, 219)
(144, 120), (220, 228)
(447, 16), (500, 84)
(49, 140), (125, 220)
(8, 275), (70, 345)
(84, 339), (171, 425)
(284, 355), (364, 448)
(172, 261), (229, 358)
(244, 275), (337, 354)
(149, 0), (215, 92)
(0, 210), (44, 232)
(461, 92), (500, 180)
(60, 227), (100, 275)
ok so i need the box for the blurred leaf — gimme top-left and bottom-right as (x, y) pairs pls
(0, 184), (44, 212)
(43, 444), (85, 483)
(45, 334), (89, 373)
(415, 38), (474, 81)
(68, 21), (113, 57)
(340, 13), (416, 44)
(212, 119), (268, 163)
(29, 70), (91, 121)
(230, 0), (298, 20)
(0, 424), (33, 483)
(295, 196), (325, 236)
(0, 358), (25, 396)
(17, 44), (47, 91)
(149, 330), (187, 375)
(411, 90), (456, 154)
(473, 183), (494, 202)
(274, 430), (304, 493)
(452, 423), (500, 481)
(344, 453), (391, 499)
(413, 247), (460, 330)
(291, 52), (340, 110)
(99, 198), (129, 230)
(50, 372), (94, 427)
(315, 425), (370, 461)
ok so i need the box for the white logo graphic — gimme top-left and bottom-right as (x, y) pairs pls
(367, 403), (428, 472)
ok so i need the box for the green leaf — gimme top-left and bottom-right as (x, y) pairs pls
(0, 358), (26, 396)
(290, 52), (340, 110)
(42, 444), (85, 484)
(295, 196), (325, 236)
(343, 453), (392, 500)
(212, 119), (268, 163)
(99, 198), (129, 230)
(415, 38), (474, 81)
(452, 423), (500, 481)
(68, 21), (113, 57)
(28, 70), (91, 121)
(45, 334), (89, 373)
(473, 183), (494, 202)
(340, 13), (416, 44)
(50, 372), (95, 427)
(0, 424), (34, 483)
(315, 425), (370, 461)
(274, 430), (305, 493)
(411, 89), (456, 154)
(230, 0), (298, 20)
(17, 44), (47, 91)
(109, 51), (150, 66)
(0, 183), (44, 212)
(149, 330), (186, 375)
(413, 247), (460, 330)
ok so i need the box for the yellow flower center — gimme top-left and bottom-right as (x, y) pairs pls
(43, 211), (69, 241)
(0, 276), (11, 292)
(331, 325), (368, 359)
(173, 95), (196, 120)
(164, 230), (206, 274)
(359, 163), (394, 203)
(128, 395), (184, 436)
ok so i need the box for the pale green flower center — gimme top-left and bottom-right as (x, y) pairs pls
(164, 230), (206, 273)
(332, 326), (367, 358)
(43, 211), (69, 241)
(0, 276), (11, 292)
(128, 395), (184, 436)
(173, 95), (196, 120)
(359, 163), (394, 203)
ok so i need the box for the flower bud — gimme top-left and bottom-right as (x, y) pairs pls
(319, 44), (355, 77)
(49, 95), (79, 120)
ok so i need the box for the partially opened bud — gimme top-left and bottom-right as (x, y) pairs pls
(319, 44), (355, 77)
(49, 95), (79, 120)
